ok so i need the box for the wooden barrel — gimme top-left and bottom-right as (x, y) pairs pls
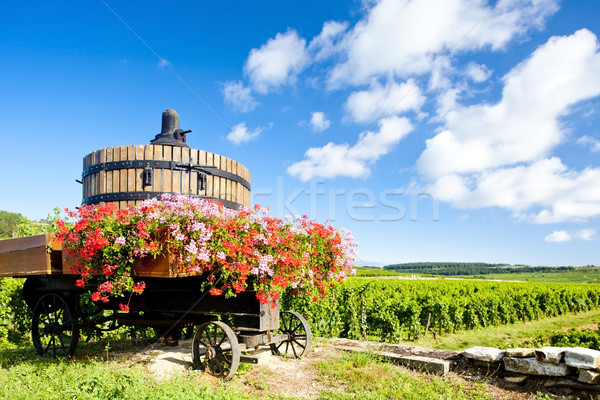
(81, 144), (251, 210)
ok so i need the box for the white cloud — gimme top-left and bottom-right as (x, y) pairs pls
(226, 122), (264, 145)
(244, 30), (308, 94)
(419, 30), (600, 222)
(419, 29), (600, 179)
(328, 0), (558, 87)
(577, 135), (600, 152)
(288, 116), (413, 181)
(545, 229), (596, 243)
(310, 112), (331, 132)
(308, 20), (349, 61)
(465, 62), (492, 82)
(222, 81), (258, 112)
(345, 79), (425, 123)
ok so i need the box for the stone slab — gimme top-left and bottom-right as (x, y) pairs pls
(534, 346), (566, 364)
(505, 348), (535, 358)
(504, 357), (572, 376)
(565, 347), (600, 370)
(334, 345), (451, 376)
(504, 375), (529, 383)
(463, 346), (505, 363)
(579, 369), (600, 385)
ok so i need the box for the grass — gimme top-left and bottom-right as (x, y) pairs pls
(0, 356), (251, 400)
(0, 344), (500, 400)
(409, 307), (600, 350)
(314, 350), (492, 400)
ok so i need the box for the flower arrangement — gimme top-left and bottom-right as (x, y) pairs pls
(56, 195), (357, 311)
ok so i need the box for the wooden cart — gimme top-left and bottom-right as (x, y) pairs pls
(0, 234), (311, 380)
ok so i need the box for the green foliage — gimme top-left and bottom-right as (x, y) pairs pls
(549, 327), (600, 350)
(315, 350), (492, 400)
(354, 266), (404, 277)
(0, 278), (30, 348)
(0, 208), (62, 349)
(384, 262), (577, 276)
(282, 278), (600, 342)
(0, 208), (153, 350)
(0, 211), (24, 239)
(0, 358), (254, 400)
(13, 208), (61, 237)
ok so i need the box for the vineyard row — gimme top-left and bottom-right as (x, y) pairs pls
(281, 278), (600, 342)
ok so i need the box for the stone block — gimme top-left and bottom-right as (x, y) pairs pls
(505, 348), (535, 358)
(504, 375), (528, 383)
(534, 346), (566, 364)
(578, 369), (600, 384)
(565, 347), (600, 370)
(504, 357), (573, 376)
(463, 346), (505, 363)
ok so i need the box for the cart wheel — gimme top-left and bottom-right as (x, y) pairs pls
(31, 293), (79, 358)
(192, 321), (240, 380)
(270, 311), (312, 358)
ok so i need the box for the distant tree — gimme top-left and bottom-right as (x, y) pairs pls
(0, 211), (24, 239)
(14, 208), (60, 237)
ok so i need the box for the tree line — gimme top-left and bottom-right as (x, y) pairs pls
(383, 262), (576, 275)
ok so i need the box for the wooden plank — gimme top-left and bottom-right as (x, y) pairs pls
(153, 145), (163, 192)
(144, 145), (154, 192)
(198, 150), (207, 194)
(98, 148), (107, 195)
(88, 152), (94, 198)
(235, 161), (242, 206)
(172, 146), (182, 193)
(221, 156), (229, 202)
(212, 153), (220, 200)
(0, 234), (58, 277)
(163, 145), (172, 193)
(134, 145), (144, 193)
(204, 152), (213, 197)
(127, 145), (136, 207)
(119, 146), (128, 209)
(245, 166), (251, 207)
(181, 147), (190, 194)
(106, 147), (114, 194)
(190, 149), (198, 195)
(94, 150), (101, 197)
(228, 157), (234, 202)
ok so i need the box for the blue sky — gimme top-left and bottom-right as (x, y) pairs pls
(1, 0), (599, 266)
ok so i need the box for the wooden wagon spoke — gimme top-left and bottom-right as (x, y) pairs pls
(32, 294), (79, 358)
(292, 340), (306, 350)
(192, 321), (240, 381)
(56, 332), (69, 356)
(270, 311), (312, 359)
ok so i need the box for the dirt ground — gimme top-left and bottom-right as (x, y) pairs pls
(108, 337), (600, 399)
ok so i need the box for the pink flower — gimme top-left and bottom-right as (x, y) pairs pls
(98, 281), (113, 294)
(115, 236), (126, 245)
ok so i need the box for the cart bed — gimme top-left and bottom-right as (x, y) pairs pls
(0, 234), (62, 277)
(0, 234), (205, 278)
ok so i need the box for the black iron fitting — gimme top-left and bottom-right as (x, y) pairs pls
(150, 109), (191, 147)
(82, 160), (250, 190)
